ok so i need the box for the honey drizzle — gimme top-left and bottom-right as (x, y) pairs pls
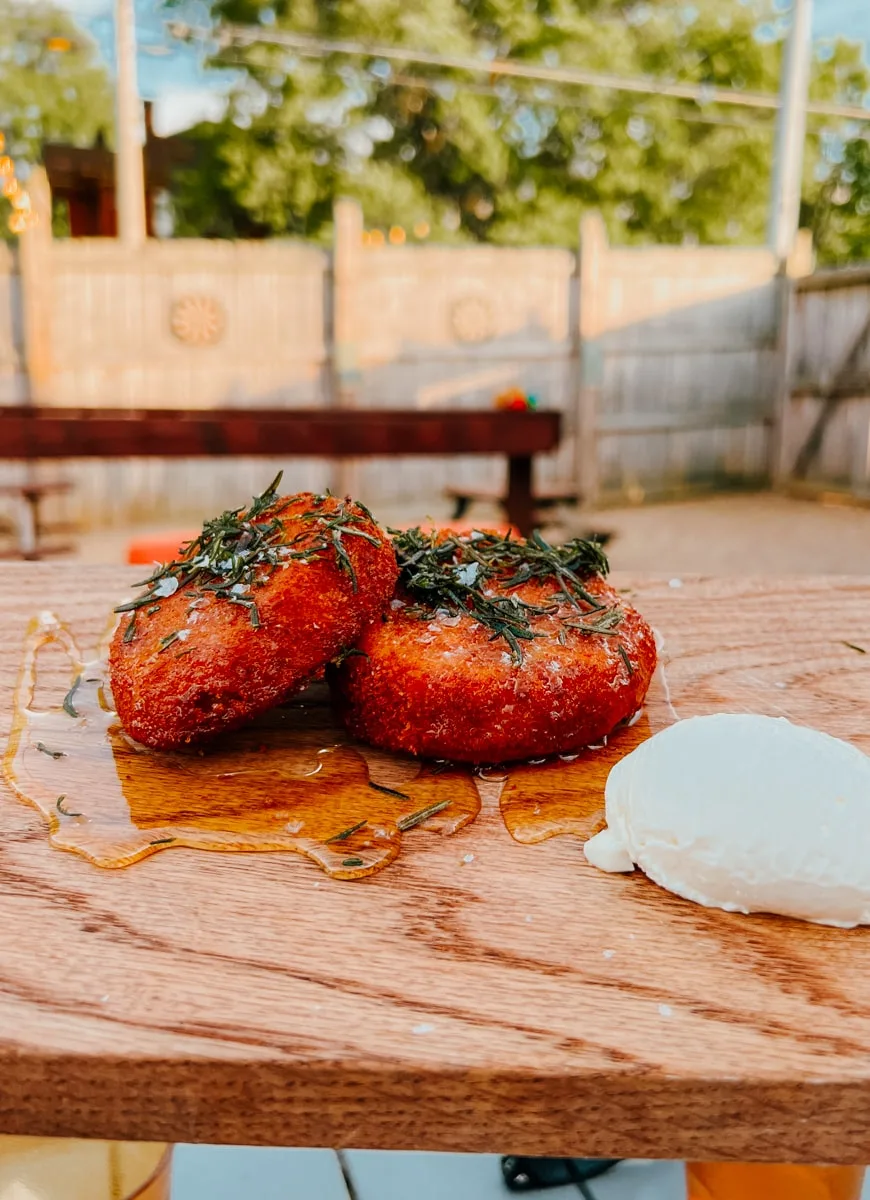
(498, 663), (678, 844)
(3, 615), (480, 880)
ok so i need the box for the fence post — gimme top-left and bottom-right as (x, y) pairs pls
(769, 228), (814, 484)
(577, 211), (606, 508)
(19, 165), (53, 404)
(331, 197), (363, 495)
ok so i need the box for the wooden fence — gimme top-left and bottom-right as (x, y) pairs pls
(777, 266), (870, 500)
(2, 174), (785, 528)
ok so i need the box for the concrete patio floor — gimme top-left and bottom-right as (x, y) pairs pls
(62, 490), (870, 577)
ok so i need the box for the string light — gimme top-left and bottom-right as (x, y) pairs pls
(0, 133), (38, 235)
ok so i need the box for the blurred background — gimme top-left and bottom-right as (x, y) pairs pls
(1, 0), (870, 571)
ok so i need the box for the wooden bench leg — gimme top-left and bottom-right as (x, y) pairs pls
(17, 493), (38, 560)
(506, 455), (534, 537)
(451, 494), (472, 521)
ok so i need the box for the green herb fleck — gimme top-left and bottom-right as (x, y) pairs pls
(397, 799), (451, 832)
(390, 526), (615, 664)
(150, 837), (175, 846)
(342, 857), (365, 867)
(368, 780), (411, 801)
(618, 644), (634, 676)
(843, 641), (867, 654)
(62, 675), (81, 718)
(147, 605), (160, 616)
(157, 631), (183, 653)
(326, 819), (367, 843)
(56, 794), (82, 817)
(334, 646), (370, 666)
(36, 742), (66, 760)
(123, 617), (137, 644)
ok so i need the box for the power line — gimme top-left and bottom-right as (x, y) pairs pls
(168, 20), (870, 124)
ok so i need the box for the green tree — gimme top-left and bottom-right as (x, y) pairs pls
(803, 38), (870, 264)
(0, 0), (114, 157)
(0, 0), (114, 236)
(172, 0), (870, 259)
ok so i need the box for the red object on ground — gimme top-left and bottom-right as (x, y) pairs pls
(127, 520), (518, 567)
(126, 532), (196, 566)
(410, 519), (520, 538)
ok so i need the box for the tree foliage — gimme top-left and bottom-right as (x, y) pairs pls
(0, 0), (114, 158)
(81, 0), (870, 262)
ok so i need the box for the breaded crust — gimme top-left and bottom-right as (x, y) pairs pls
(333, 574), (657, 763)
(110, 492), (397, 749)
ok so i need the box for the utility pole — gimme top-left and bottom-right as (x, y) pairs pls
(768, 0), (813, 262)
(114, 0), (147, 246)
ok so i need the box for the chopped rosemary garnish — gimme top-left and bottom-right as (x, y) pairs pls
(113, 473), (379, 625)
(368, 780), (411, 801)
(123, 617), (137, 644)
(618, 644), (634, 676)
(397, 799), (451, 831)
(56, 795), (82, 817)
(334, 646), (370, 667)
(157, 631), (184, 653)
(36, 742), (66, 759)
(342, 857), (365, 867)
(843, 641), (867, 654)
(326, 819), (367, 843)
(390, 526), (616, 663)
(62, 675), (81, 718)
(150, 837), (175, 846)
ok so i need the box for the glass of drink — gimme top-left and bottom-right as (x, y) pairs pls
(686, 1161), (865, 1200)
(0, 1137), (172, 1200)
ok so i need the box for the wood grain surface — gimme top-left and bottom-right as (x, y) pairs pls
(1, 567), (870, 1161)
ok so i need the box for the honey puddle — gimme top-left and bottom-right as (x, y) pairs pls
(3, 614), (480, 880)
(498, 664), (678, 844)
(3, 615), (678, 878)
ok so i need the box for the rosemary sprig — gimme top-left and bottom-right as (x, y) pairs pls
(397, 799), (451, 831)
(36, 742), (66, 759)
(157, 631), (184, 653)
(618, 644), (634, 676)
(390, 527), (617, 664)
(114, 474), (379, 626)
(368, 780), (411, 801)
(62, 675), (81, 718)
(326, 819), (367, 843)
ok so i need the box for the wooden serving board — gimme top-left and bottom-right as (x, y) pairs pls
(1, 566), (870, 1162)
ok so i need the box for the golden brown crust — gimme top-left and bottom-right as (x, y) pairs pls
(109, 494), (397, 749)
(332, 575), (657, 763)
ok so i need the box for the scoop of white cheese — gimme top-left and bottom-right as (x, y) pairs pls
(584, 714), (870, 927)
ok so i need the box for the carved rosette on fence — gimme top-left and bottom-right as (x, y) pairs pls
(450, 295), (494, 344)
(170, 295), (226, 347)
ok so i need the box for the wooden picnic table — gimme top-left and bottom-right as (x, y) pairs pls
(0, 406), (562, 538)
(1, 569), (870, 1161)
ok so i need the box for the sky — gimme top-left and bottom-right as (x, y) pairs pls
(19, 0), (870, 136)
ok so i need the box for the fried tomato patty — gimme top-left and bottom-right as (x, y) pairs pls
(110, 487), (397, 749)
(332, 532), (656, 763)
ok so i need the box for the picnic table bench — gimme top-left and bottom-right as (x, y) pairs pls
(0, 406), (562, 542)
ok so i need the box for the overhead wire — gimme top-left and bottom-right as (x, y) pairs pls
(166, 19), (870, 124)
